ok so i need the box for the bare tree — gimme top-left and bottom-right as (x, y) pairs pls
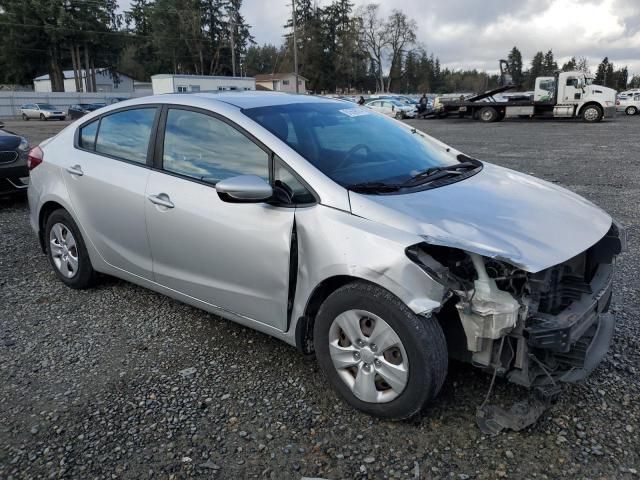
(356, 4), (389, 92)
(384, 9), (416, 92)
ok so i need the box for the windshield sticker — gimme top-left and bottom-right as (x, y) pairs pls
(339, 108), (370, 117)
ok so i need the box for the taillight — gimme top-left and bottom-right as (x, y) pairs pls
(27, 146), (43, 170)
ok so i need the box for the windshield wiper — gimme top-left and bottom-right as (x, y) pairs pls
(413, 161), (477, 179)
(347, 181), (402, 193)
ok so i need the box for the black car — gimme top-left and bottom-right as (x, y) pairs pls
(0, 126), (30, 195)
(67, 103), (106, 120)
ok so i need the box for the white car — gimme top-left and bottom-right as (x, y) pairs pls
(366, 99), (416, 119)
(616, 93), (640, 115)
(20, 103), (66, 121)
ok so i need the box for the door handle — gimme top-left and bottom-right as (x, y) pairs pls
(66, 164), (83, 176)
(147, 193), (175, 209)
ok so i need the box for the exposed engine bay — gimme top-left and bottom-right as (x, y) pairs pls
(407, 222), (626, 432)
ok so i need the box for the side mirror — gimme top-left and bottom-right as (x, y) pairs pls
(215, 174), (273, 202)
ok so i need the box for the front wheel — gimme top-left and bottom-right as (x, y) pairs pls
(625, 106), (638, 116)
(581, 105), (603, 122)
(395, 111), (404, 119)
(45, 209), (97, 289)
(22, 113), (29, 121)
(40, 113), (47, 121)
(314, 282), (448, 420)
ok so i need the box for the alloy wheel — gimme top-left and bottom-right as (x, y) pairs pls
(328, 309), (409, 403)
(49, 223), (79, 278)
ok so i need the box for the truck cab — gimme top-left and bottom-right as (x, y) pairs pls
(535, 71), (616, 122)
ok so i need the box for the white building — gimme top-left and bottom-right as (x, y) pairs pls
(151, 74), (255, 94)
(255, 73), (307, 93)
(33, 69), (135, 93)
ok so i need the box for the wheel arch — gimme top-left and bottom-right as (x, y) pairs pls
(578, 101), (604, 116)
(38, 200), (67, 252)
(295, 275), (360, 354)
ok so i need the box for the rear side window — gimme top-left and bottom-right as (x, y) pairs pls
(79, 120), (98, 150)
(95, 108), (156, 164)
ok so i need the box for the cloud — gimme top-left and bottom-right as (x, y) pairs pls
(240, 0), (640, 75)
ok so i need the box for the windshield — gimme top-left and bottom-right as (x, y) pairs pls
(243, 102), (459, 187)
(36, 104), (56, 110)
(585, 77), (594, 85)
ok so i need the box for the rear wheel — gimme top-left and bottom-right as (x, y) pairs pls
(625, 106), (638, 115)
(45, 209), (96, 289)
(478, 106), (498, 122)
(581, 104), (603, 122)
(314, 281), (448, 420)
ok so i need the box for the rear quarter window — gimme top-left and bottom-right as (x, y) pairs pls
(79, 120), (99, 150)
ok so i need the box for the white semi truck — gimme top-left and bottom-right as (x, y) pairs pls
(433, 61), (617, 123)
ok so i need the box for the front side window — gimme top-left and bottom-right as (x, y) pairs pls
(95, 108), (156, 164)
(162, 108), (269, 183)
(244, 102), (461, 188)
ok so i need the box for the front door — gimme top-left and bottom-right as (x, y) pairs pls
(63, 107), (158, 280)
(144, 107), (295, 330)
(562, 75), (582, 103)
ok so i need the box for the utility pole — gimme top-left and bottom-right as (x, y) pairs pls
(230, 8), (236, 77)
(291, 0), (299, 93)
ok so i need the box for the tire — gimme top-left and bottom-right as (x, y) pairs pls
(581, 104), (603, 122)
(59, 116), (66, 121)
(22, 113), (29, 121)
(40, 113), (46, 121)
(625, 106), (638, 116)
(45, 209), (96, 289)
(314, 281), (448, 420)
(478, 106), (498, 122)
(395, 111), (403, 119)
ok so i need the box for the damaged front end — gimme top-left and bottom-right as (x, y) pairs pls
(407, 221), (627, 432)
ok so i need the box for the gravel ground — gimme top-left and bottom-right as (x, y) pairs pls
(1, 115), (638, 479)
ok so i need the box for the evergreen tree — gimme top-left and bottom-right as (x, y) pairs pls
(542, 50), (558, 75)
(561, 57), (577, 71)
(506, 46), (523, 85)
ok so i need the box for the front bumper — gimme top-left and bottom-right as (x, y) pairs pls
(0, 152), (29, 194)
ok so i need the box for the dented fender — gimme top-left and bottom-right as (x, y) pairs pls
(291, 205), (446, 324)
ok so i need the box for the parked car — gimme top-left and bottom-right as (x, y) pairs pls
(27, 93), (625, 421)
(365, 98), (417, 119)
(616, 93), (640, 115)
(20, 103), (66, 121)
(68, 103), (107, 120)
(0, 126), (30, 195)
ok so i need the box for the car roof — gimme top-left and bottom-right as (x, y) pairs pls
(185, 91), (346, 109)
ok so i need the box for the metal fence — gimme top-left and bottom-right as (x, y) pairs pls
(0, 91), (151, 118)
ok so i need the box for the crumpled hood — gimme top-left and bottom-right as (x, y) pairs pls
(349, 163), (612, 273)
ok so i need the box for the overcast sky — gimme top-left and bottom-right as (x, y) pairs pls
(120, 0), (640, 76)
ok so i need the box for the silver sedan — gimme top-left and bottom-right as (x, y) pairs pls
(27, 93), (625, 421)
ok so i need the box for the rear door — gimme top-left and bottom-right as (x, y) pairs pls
(63, 106), (159, 280)
(144, 106), (296, 329)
